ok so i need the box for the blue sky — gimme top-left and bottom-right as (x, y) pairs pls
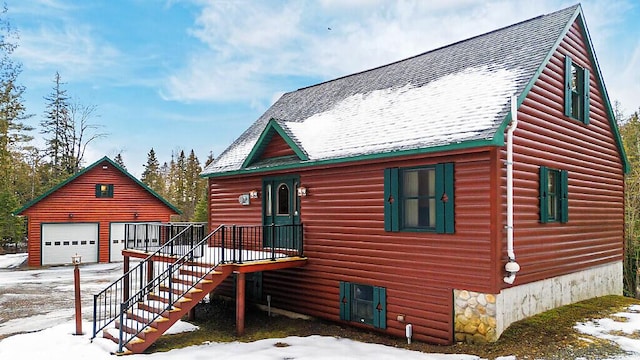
(6, 0), (640, 177)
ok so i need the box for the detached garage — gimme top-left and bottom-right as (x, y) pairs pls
(15, 156), (180, 267)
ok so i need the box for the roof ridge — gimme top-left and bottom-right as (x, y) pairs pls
(294, 4), (579, 93)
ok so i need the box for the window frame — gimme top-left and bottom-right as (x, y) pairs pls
(384, 162), (454, 234)
(339, 281), (386, 329)
(539, 166), (568, 223)
(95, 184), (114, 198)
(564, 55), (590, 125)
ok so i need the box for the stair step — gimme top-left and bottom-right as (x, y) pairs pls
(103, 327), (144, 349)
(137, 300), (177, 314)
(127, 308), (169, 325)
(159, 282), (204, 296)
(149, 290), (193, 303)
(115, 318), (158, 339)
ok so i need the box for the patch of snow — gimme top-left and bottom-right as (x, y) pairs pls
(164, 320), (199, 335)
(0, 253), (26, 269)
(0, 309), (72, 336)
(575, 308), (640, 356)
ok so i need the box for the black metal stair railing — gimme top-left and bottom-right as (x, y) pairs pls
(91, 223), (201, 340)
(114, 223), (305, 353)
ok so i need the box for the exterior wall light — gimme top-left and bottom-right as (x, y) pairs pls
(69, 213), (74, 219)
(134, 212), (139, 218)
(249, 189), (259, 199)
(297, 186), (307, 197)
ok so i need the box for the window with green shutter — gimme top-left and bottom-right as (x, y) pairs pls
(564, 55), (590, 124)
(95, 184), (114, 198)
(339, 281), (386, 329)
(539, 166), (568, 223)
(384, 163), (454, 233)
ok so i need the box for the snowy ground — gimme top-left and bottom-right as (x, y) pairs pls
(1, 253), (640, 359)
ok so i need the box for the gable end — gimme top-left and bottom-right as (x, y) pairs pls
(242, 119), (309, 168)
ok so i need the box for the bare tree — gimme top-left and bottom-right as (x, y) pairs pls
(62, 102), (107, 173)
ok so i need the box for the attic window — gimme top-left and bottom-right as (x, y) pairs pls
(564, 55), (590, 124)
(95, 184), (114, 198)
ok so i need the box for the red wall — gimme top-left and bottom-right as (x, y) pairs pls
(21, 160), (177, 266)
(500, 20), (624, 286)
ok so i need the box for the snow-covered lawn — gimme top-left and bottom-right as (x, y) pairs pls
(1, 253), (640, 359)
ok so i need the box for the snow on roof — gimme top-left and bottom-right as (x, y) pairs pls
(284, 66), (522, 161)
(203, 5), (578, 176)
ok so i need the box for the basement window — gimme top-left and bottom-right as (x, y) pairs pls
(95, 184), (114, 198)
(339, 281), (386, 329)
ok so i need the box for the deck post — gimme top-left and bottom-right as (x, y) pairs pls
(123, 255), (130, 301)
(236, 272), (246, 336)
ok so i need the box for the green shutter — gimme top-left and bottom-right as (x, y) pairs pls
(539, 166), (548, 223)
(564, 56), (572, 118)
(444, 162), (455, 234)
(108, 184), (114, 198)
(560, 170), (569, 223)
(435, 163), (455, 234)
(95, 184), (102, 197)
(583, 68), (590, 125)
(435, 163), (445, 233)
(384, 168), (399, 232)
(373, 286), (387, 329)
(339, 281), (351, 321)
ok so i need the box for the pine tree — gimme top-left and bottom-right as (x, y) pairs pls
(141, 148), (164, 194)
(0, 5), (32, 246)
(114, 153), (126, 170)
(40, 71), (70, 182)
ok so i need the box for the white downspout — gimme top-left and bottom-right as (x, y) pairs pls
(504, 95), (520, 284)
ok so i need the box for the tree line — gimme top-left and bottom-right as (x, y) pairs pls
(0, 7), (210, 249)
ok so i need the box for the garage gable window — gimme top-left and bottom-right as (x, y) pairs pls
(95, 184), (114, 198)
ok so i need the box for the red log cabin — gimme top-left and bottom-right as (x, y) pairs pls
(15, 156), (180, 267)
(200, 5), (628, 344)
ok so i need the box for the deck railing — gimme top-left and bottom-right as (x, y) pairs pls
(91, 223), (199, 340)
(92, 223), (304, 352)
(124, 222), (207, 255)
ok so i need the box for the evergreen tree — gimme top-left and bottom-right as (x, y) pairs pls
(0, 6), (32, 246)
(141, 148), (164, 194)
(114, 152), (126, 170)
(40, 71), (70, 182)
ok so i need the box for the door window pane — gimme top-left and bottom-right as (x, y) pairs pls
(277, 183), (289, 215)
(265, 184), (272, 217)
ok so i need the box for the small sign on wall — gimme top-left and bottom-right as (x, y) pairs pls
(238, 194), (250, 206)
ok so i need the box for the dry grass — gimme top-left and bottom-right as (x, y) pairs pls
(148, 295), (640, 359)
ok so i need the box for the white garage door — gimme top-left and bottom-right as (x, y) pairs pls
(110, 223), (126, 262)
(41, 223), (99, 266)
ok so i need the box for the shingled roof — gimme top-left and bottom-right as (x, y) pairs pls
(203, 5), (582, 177)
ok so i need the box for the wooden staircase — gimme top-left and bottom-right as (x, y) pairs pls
(101, 263), (233, 354)
(92, 223), (306, 355)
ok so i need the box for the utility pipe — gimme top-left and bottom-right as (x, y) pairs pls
(504, 95), (521, 284)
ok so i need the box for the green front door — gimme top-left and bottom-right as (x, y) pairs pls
(263, 176), (300, 248)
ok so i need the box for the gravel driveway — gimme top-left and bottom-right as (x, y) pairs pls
(0, 260), (124, 339)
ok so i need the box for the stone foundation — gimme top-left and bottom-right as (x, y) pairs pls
(454, 262), (622, 344)
(453, 290), (498, 343)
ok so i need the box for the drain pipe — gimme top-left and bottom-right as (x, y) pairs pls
(504, 95), (520, 284)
